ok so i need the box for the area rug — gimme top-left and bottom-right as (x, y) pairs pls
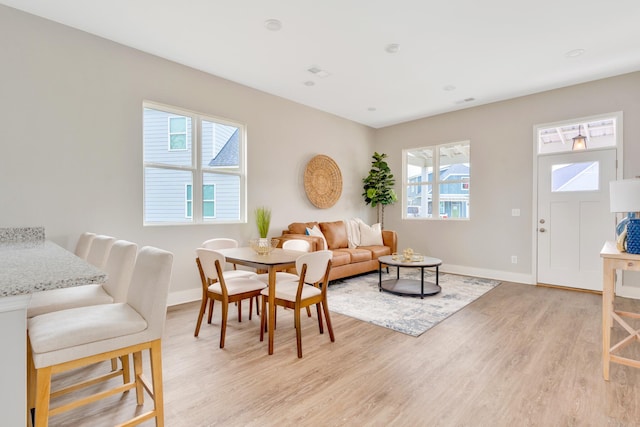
(327, 270), (501, 337)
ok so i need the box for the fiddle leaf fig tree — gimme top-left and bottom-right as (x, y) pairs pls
(362, 152), (397, 228)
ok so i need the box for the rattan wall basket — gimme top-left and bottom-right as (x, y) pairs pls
(304, 154), (342, 209)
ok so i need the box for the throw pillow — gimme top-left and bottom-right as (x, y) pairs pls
(319, 221), (348, 249)
(305, 225), (327, 250)
(359, 222), (383, 246)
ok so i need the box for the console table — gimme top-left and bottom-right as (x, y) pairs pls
(600, 241), (640, 380)
(378, 255), (442, 298)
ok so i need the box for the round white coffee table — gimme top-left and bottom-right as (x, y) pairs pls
(378, 255), (442, 298)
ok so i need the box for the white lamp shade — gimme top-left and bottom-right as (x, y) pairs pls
(609, 179), (640, 213)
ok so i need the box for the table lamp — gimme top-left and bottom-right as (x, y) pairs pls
(610, 178), (640, 254)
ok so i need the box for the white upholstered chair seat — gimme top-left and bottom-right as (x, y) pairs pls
(209, 277), (265, 296)
(28, 303), (147, 358)
(221, 269), (257, 280)
(260, 280), (321, 301)
(27, 284), (113, 318)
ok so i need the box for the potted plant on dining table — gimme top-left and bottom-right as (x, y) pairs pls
(251, 206), (278, 255)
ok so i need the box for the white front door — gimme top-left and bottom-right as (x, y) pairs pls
(537, 149), (617, 291)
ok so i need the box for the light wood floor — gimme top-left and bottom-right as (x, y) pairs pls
(47, 280), (640, 426)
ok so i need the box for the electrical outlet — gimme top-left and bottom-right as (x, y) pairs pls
(511, 255), (518, 264)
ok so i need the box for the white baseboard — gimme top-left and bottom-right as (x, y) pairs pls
(441, 263), (535, 285)
(167, 288), (201, 307)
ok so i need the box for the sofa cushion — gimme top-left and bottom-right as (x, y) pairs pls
(288, 222), (318, 235)
(334, 248), (372, 263)
(319, 221), (349, 249)
(330, 250), (351, 267)
(359, 245), (391, 259)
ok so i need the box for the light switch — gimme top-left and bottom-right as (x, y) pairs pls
(512, 209), (520, 217)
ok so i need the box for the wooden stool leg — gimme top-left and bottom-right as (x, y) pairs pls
(121, 354), (130, 384)
(133, 351), (144, 405)
(34, 366), (52, 427)
(150, 340), (165, 427)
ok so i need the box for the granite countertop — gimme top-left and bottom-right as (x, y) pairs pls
(0, 240), (107, 297)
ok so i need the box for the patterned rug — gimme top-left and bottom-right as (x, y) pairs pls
(327, 270), (501, 337)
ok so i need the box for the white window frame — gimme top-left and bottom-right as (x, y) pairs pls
(143, 101), (247, 225)
(402, 140), (471, 220)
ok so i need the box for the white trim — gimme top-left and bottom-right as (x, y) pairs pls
(167, 288), (201, 307)
(441, 263), (534, 285)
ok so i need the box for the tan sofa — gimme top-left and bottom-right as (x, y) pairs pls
(277, 220), (397, 282)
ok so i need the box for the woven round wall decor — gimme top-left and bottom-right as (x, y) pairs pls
(304, 154), (343, 209)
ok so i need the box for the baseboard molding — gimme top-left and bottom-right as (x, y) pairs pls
(167, 288), (201, 307)
(166, 264), (535, 307)
(441, 264), (535, 285)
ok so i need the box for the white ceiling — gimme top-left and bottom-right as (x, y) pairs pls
(3, 0), (640, 128)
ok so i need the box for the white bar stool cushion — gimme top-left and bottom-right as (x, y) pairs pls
(28, 303), (146, 355)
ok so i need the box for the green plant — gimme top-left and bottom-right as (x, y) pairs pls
(255, 206), (271, 238)
(362, 152), (397, 228)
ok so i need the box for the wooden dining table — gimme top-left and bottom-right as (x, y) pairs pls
(217, 247), (301, 355)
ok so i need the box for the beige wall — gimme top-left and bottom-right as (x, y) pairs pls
(0, 6), (374, 303)
(1, 5), (639, 300)
(375, 72), (640, 282)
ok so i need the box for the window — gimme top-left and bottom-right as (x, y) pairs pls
(403, 141), (470, 220)
(168, 117), (187, 150)
(551, 162), (599, 192)
(185, 184), (216, 218)
(143, 102), (245, 225)
(537, 114), (618, 155)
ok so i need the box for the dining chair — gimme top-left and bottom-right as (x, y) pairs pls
(74, 232), (96, 260)
(260, 250), (334, 358)
(256, 238), (313, 318)
(200, 237), (259, 319)
(27, 239), (138, 318)
(85, 234), (117, 269)
(194, 248), (266, 348)
(27, 246), (174, 427)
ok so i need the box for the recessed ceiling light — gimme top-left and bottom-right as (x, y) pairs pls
(443, 85), (456, 92)
(565, 48), (585, 58)
(303, 81), (315, 87)
(264, 19), (282, 31)
(385, 43), (400, 54)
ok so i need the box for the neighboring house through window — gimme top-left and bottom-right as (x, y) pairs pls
(186, 184), (216, 218)
(143, 102), (245, 224)
(403, 141), (470, 219)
